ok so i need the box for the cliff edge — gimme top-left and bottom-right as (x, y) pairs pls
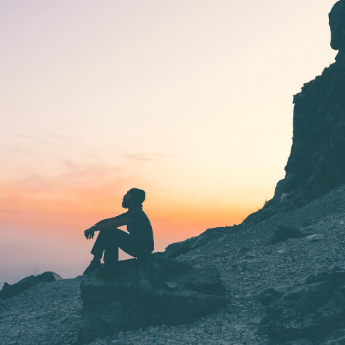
(244, 0), (345, 225)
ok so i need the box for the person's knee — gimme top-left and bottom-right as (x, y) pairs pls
(99, 228), (117, 239)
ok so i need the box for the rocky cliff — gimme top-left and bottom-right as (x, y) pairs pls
(241, 0), (345, 225)
(274, 0), (345, 206)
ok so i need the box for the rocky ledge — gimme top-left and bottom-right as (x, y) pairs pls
(80, 253), (227, 343)
(0, 271), (62, 300)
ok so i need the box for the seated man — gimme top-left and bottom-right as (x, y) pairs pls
(83, 188), (154, 278)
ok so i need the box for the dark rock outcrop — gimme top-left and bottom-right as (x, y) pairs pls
(273, 0), (345, 204)
(80, 253), (227, 343)
(244, 0), (345, 226)
(0, 271), (62, 300)
(329, 0), (345, 51)
(269, 225), (305, 244)
(258, 266), (345, 342)
(163, 226), (236, 259)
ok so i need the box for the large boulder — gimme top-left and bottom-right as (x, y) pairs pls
(80, 253), (227, 343)
(258, 266), (345, 342)
(0, 271), (62, 300)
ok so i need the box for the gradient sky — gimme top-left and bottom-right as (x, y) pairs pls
(0, 0), (338, 285)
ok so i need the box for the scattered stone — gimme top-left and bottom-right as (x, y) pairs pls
(251, 316), (262, 325)
(258, 267), (345, 342)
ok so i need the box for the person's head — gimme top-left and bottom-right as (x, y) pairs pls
(122, 188), (146, 209)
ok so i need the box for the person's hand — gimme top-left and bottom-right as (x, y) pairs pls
(84, 228), (95, 239)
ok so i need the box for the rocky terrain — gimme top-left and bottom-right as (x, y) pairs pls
(1, 183), (345, 345)
(1, 1), (345, 344)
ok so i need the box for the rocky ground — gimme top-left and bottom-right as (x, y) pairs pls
(0, 277), (82, 345)
(1, 184), (345, 345)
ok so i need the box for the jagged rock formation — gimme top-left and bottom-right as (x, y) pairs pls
(273, 0), (345, 205)
(0, 271), (62, 300)
(258, 266), (345, 343)
(80, 253), (226, 343)
(242, 0), (345, 226)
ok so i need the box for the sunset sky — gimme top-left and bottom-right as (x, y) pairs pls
(0, 0), (338, 285)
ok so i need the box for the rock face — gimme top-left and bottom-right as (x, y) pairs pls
(269, 225), (305, 244)
(258, 266), (345, 342)
(0, 271), (62, 300)
(271, 0), (345, 206)
(80, 253), (227, 343)
(330, 0), (345, 51)
(243, 1), (345, 226)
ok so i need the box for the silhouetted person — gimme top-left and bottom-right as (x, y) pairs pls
(83, 188), (154, 278)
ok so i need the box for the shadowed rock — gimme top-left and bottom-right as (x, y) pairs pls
(258, 266), (345, 342)
(244, 0), (345, 226)
(80, 253), (227, 343)
(0, 272), (62, 300)
(329, 0), (345, 51)
(276, 0), (345, 203)
(270, 225), (305, 244)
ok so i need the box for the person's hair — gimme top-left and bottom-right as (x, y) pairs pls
(128, 188), (146, 206)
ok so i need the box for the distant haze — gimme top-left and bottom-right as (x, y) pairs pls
(0, 0), (337, 285)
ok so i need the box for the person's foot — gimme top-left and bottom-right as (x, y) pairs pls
(96, 265), (118, 279)
(83, 260), (102, 275)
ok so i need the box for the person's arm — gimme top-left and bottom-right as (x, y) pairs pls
(93, 212), (128, 227)
(94, 217), (132, 231)
(84, 212), (128, 239)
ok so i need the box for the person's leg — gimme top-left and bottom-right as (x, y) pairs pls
(90, 230), (109, 261)
(83, 231), (109, 274)
(103, 229), (146, 265)
(102, 228), (132, 267)
(96, 230), (152, 278)
(92, 227), (153, 259)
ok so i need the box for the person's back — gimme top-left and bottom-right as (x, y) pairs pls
(126, 205), (154, 253)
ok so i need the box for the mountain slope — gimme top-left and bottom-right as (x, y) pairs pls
(1, 183), (345, 345)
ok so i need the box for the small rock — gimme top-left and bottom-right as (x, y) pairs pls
(165, 282), (178, 289)
(306, 234), (324, 241)
(281, 193), (288, 201)
(251, 316), (262, 325)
